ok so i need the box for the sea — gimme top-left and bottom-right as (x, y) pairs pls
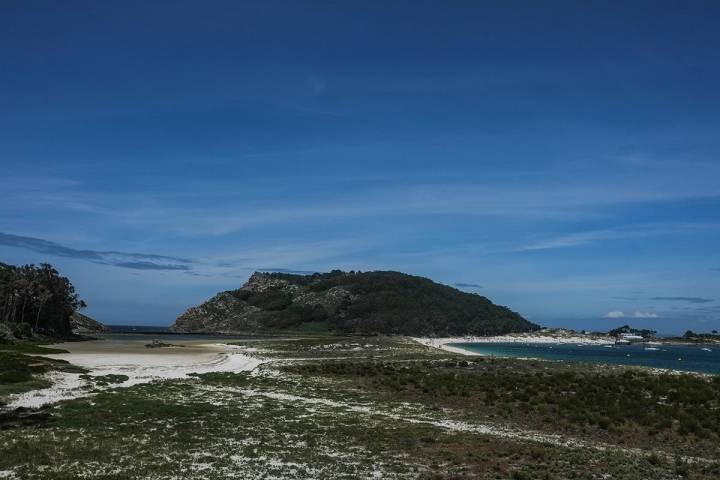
(449, 342), (720, 375)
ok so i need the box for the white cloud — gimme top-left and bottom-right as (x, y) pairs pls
(520, 223), (718, 252)
(604, 310), (659, 319)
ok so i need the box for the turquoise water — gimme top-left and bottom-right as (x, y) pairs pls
(449, 342), (720, 375)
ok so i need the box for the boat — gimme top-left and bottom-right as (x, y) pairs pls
(615, 333), (646, 345)
(701, 347), (712, 352)
(644, 347), (660, 351)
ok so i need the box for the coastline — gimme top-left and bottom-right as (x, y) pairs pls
(413, 333), (614, 356)
(4, 339), (263, 411)
(412, 335), (718, 376)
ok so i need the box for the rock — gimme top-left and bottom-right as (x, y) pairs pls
(70, 312), (110, 335)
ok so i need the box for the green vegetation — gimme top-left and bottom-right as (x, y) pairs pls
(681, 330), (720, 342)
(300, 270), (534, 335)
(279, 319), (336, 334)
(0, 343), (70, 354)
(283, 356), (720, 458)
(1, 368), (717, 479)
(0, 342), (77, 406)
(0, 262), (86, 340)
(608, 324), (657, 338)
(0, 351), (84, 406)
(80, 373), (130, 386)
(1, 335), (719, 479)
(175, 270), (537, 335)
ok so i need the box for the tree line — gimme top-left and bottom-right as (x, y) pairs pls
(0, 262), (85, 338)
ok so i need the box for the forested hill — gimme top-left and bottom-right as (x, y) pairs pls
(0, 262), (86, 340)
(172, 270), (538, 336)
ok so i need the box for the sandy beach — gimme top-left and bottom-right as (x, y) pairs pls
(413, 333), (614, 356)
(5, 336), (262, 410)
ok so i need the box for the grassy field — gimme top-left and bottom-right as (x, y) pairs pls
(0, 336), (718, 479)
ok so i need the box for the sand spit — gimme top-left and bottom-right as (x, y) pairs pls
(5, 340), (263, 410)
(413, 333), (613, 355)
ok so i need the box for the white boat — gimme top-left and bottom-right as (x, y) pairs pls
(701, 347), (712, 352)
(644, 347), (660, 351)
(615, 333), (645, 345)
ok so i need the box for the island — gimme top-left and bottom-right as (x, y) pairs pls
(172, 270), (538, 336)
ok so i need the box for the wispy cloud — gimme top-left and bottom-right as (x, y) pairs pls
(4, 166), (720, 239)
(0, 232), (193, 271)
(520, 223), (718, 251)
(613, 295), (714, 304)
(651, 296), (714, 304)
(113, 261), (190, 271)
(0, 232), (356, 278)
(454, 282), (483, 289)
(603, 310), (659, 319)
(521, 227), (645, 251)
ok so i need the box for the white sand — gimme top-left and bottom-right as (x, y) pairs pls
(5, 372), (87, 410)
(413, 333), (613, 355)
(40, 343), (262, 387)
(4, 339), (263, 410)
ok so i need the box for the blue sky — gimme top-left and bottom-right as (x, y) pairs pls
(1, 1), (719, 332)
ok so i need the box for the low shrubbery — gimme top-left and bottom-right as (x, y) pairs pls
(284, 358), (720, 446)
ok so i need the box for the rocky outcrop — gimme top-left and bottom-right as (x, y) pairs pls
(172, 270), (537, 336)
(70, 312), (110, 335)
(172, 272), (353, 333)
(171, 291), (262, 333)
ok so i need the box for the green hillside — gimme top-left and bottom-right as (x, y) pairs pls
(172, 270), (537, 336)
